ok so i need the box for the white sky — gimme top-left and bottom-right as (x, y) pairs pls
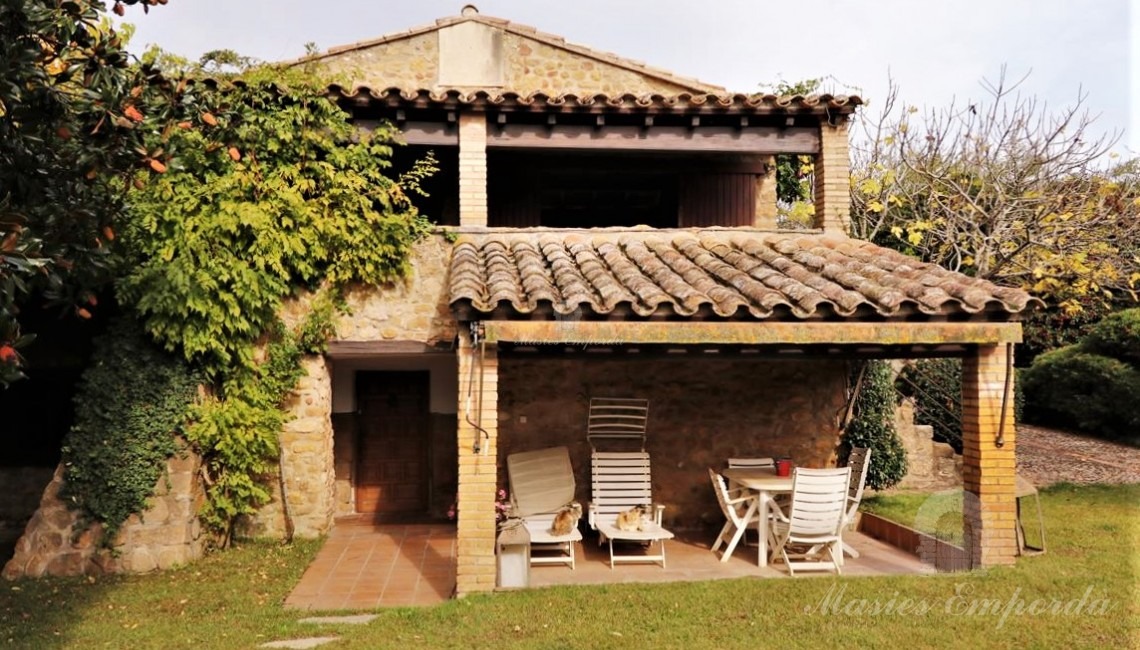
(112, 0), (1137, 156)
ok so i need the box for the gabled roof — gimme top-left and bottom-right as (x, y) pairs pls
(448, 229), (1036, 321)
(298, 8), (723, 95)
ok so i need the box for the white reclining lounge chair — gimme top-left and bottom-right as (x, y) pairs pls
(506, 446), (583, 569)
(584, 398), (673, 569)
(588, 451), (675, 568)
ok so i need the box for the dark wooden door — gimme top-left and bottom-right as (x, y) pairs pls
(355, 372), (430, 515)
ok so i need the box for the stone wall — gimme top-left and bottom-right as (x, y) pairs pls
(495, 354), (848, 530)
(0, 467), (55, 564)
(502, 33), (695, 96)
(318, 32), (438, 89)
(257, 236), (455, 537)
(3, 447), (206, 579)
(331, 236), (456, 346)
(895, 398), (963, 490)
(316, 24), (700, 97)
(247, 356), (336, 539)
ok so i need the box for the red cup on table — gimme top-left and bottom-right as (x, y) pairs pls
(775, 459), (792, 477)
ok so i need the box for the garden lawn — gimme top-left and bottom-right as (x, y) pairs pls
(1, 484), (1137, 649)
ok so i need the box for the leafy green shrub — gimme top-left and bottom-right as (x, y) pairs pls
(842, 360), (907, 490)
(60, 317), (202, 544)
(1081, 307), (1140, 367)
(1021, 346), (1140, 444)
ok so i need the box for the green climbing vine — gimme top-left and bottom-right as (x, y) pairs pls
(60, 317), (203, 546)
(109, 61), (435, 544)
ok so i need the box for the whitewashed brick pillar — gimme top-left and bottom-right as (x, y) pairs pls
(458, 113), (488, 227)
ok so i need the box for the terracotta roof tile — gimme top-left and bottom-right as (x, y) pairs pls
(329, 86), (862, 115)
(447, 229), (1036, 320)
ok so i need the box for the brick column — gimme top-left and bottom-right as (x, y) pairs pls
(458, 113), (488, 227)
(813, 119), (851, 234)
(455, 331), (498, 595)
(961, 344), (1018, 567)
(753, 155), (779, 228)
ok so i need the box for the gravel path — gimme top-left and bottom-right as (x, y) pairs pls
(1016, 424), (1140, 486)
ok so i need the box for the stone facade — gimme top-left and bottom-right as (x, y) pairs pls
(318, 32), (439, 89)
(331, 236), (456, 345)
(254, 236), (456, 537)
(895, 398), (963, 490)
(248, 356), (335, 539)
(314, 20), (706, 97)
(495, 354), (848, 530)
(3, 447), (206, 579)
(502, 33), (696, 96)
(0, 467), (54, 563)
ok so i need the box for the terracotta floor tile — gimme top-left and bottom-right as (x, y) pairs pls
(287, 520), (930, 611)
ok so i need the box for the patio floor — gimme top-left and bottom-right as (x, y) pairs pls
(285, 518), (933, 610)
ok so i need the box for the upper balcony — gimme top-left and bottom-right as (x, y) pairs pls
(298, 6), (861, 234)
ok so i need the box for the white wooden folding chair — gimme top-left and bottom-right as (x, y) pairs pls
(506, 446), (583, 569)
(841, 447), (872, 562)
(768, 466), (851, 576)
(709, 468), (761, 562)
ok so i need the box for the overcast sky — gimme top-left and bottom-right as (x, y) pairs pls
(112, 0), (1137, 155)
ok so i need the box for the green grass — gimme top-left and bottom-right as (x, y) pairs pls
(2, 484), (1138, 649)
(862, 490), (966, 545)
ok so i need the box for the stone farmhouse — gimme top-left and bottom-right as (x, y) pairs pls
(5, 6), (1034, 595)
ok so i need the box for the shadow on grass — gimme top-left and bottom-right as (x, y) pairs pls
(0, 573), (114, 649)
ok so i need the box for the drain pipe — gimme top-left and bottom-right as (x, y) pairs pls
(464, 322), (490, 455)
(995, 343), (1014, 449)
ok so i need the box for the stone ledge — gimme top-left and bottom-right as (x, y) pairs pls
(858, 512), (970, 572)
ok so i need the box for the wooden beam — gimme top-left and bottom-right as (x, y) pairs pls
(483, 321), (1022, 346)
(487, 124), (819, 154)
(326, 341), (454, 357)
(355, 120), (459, 146)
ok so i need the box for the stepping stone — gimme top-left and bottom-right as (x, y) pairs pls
(260, 637), (339, 649)
(299, 614), (378, 625)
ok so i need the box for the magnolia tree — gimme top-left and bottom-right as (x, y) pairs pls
(0, 0), (169, 385)
(849, 69), (1140, 315)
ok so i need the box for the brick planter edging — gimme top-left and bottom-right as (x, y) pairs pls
(857, 512), (971, 572)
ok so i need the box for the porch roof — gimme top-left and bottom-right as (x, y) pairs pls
(447, 228), (1036, 323)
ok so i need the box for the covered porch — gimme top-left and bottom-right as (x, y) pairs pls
(450, 229), (1034, 595)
